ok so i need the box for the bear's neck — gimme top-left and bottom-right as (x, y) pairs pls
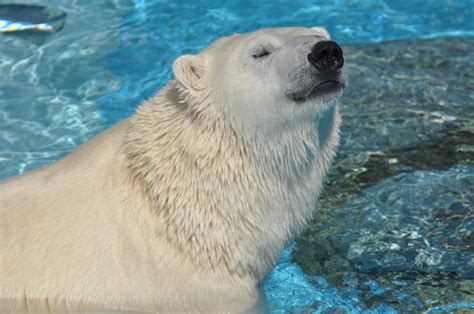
(124, 83), (340, 282)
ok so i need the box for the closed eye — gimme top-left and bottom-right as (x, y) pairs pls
(253, 50), (270, 58)
(252, 46), (272, 59)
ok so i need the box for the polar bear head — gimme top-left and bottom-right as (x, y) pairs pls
(172, 26), (346, 137)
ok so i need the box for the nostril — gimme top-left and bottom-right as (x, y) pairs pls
(319, 49), (329, 59)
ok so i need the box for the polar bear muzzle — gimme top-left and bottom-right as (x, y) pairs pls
(276, 35), (346, 103)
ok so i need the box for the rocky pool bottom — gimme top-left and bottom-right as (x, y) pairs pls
(287, 37), (473, 313)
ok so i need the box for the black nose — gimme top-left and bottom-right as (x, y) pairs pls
(308, 40), (344, 71)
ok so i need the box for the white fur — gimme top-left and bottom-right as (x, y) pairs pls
(0, 26), (343, 313)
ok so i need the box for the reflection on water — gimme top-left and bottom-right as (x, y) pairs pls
(0, 1), (130, 178)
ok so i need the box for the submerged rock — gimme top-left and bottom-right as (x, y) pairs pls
(310, 165), (473, 276)
(293, 36), (474, 312)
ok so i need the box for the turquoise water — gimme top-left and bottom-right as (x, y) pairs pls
(1, 1), (473, 313)
(99, 0), (474, 124)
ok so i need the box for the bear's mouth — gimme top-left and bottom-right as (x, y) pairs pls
(315, 80), (345, 90)
(292, 79), (345, 102)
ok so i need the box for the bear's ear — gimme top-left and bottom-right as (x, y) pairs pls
(311, 26), (331, 40)
(172, 54), (204, 91)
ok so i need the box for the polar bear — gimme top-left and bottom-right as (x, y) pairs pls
(0, 26), (346, 313)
